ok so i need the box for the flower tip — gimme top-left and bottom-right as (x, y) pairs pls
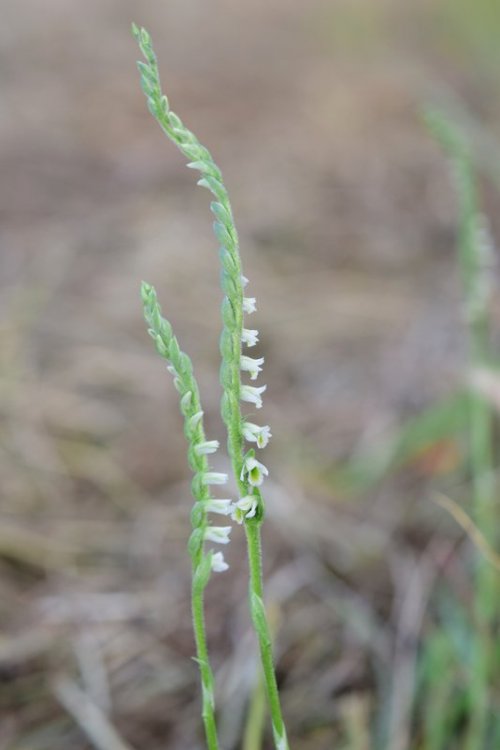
(141, 281), (154, 301)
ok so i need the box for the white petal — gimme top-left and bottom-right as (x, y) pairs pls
(202, 472), (228, 485)
(194, 440), (220, 456)
(241, 456), (268, 487)
(256, 426), (271, 448)
(231, 495), (258, 523)
(204, 526), (232, 544)
(242, 422), (272, 447)
(241, 329), (259, 347)
(211, 551), (229, 572)
(241, 355), (264, 380)
(241, 384), (266, 409)
(243, 297), (257, 314)
(205, 499), (233, 515)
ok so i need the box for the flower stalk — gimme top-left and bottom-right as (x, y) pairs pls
(142, 282), (224, 750)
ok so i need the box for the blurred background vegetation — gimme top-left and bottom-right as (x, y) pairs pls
(1, 1), (499, 748)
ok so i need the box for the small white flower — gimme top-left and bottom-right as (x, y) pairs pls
(243, 297), (257, 314)
(204, 526), (231, 544)
(242, 422), (272, 448)
(241, 328), (259, 347)
(194, 440), (220, 456)
(231, 495), (258, 524)
(240, 355), (264, 381)
(241, 456), (269, 487)
(211, 551), (229, 572)
(241, 384), (266, 409)
(241, 275), (249, 288)
(205, 499), (233, 515)
(202, 472), (228, 486)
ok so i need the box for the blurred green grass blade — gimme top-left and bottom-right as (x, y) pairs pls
(242, 673), (266, 750)
(326, 390), (468, 495)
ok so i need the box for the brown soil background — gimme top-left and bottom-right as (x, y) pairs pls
(2, 1), (500, 748)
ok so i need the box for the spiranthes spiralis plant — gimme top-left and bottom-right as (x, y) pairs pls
(133, 24), (289, 750)
(425, 110), (499, 749)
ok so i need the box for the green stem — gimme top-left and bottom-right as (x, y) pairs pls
(245, 523), (289, 750)
(192, 579), (220, 750)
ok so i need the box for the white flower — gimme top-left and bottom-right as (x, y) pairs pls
(205, 499), (233, 515)
(243, 297), (257, 314)
(231, 495), (258, 524)
(241, 456), (269, 487)
(202, 472), (228, 485)
(204, 526), (231, 544)
(240, 355), (264, 380)
(242, 422), (272, 448)
(241, 384), (266, 409)
(241, 328), (259, 347)
(194, 440), (219, 456)
(211, 551), (229, 572)
(241, 275), (249, 288)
